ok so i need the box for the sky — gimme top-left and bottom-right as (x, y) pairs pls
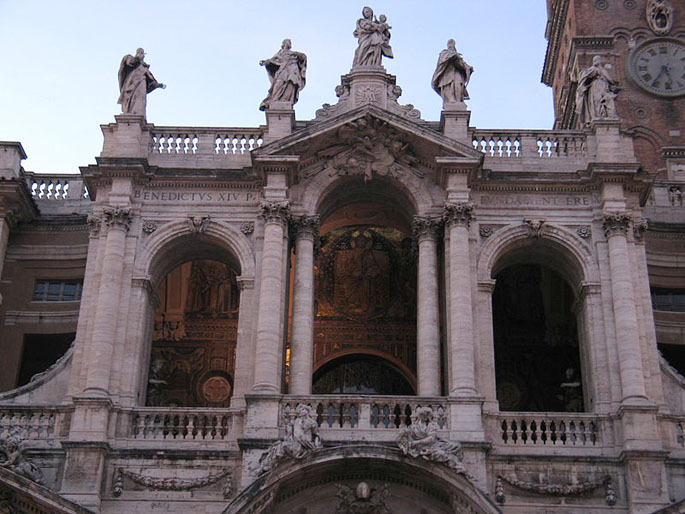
(0, 1), (554, 174)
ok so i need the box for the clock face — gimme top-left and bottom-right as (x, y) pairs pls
(627, 38), (685, 97)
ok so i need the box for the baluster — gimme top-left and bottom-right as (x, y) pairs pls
(382, 404), (390, 428)
(677, 422), (684, 446)
(501, 420), (508, 443)
(559, 421), (567, 444)
(530, 420), (538, 444)
(349, 403), (358, 428)
(549, 421), (558, 444)
(403, 405), (412, 428)
(341, 403), (349, 428)
(520, 420), (528, 444)
(370, 404), (379, 428)
(511, 420), (518, 444)
(540, 420), (548, 444)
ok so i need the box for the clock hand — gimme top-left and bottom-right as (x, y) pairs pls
(651, 66), (666, 86)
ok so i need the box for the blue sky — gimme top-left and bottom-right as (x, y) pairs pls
(0, 1), (554, 173)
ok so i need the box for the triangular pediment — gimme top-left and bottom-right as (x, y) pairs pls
(253, 105), (482, 183)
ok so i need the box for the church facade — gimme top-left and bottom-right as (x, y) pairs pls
(1, 2), (684, 513)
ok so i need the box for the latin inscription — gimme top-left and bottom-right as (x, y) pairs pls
(479, 194), (593, 207)
(134, 190), (259, 203)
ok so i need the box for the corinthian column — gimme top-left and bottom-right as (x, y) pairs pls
(252, 201), (290, 393)
(289, 215), (320, 395)
(413, 216), (441, 396)
(602, 212), (647, 402)
(84, 207), (132, 395)
(443, 202), (477, 396)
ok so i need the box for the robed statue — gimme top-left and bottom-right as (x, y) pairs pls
(431, 39), (473, 105)
(352, 6), (393, 67)
(117, 48), (165, 116)
(575, 55), (618, 126)
(259, 39), (307, 111)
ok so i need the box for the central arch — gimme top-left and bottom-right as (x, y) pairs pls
(225, 446), (502, 514)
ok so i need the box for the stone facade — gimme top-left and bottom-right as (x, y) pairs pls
(1, 3), (684, 514)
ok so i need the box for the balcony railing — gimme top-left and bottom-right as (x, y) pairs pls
(0, 406), (71, 441)
(485, 412), (608, 448)
(24, 173), (89, 201)
(471, 130), (588, 160)
(127, 407), (243, 442)
(281, 396), (448, 430)
(149, 127), (264, 157)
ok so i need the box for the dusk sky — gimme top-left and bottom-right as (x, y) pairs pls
(0, 1), (554, 173)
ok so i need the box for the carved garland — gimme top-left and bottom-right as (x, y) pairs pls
(113, 468), (233, 499)
(495, 474), (616, 506)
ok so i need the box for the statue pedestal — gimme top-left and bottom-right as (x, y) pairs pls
(101, 114), (149, 158)
(0, 141), (26, 179)
(441, 105), (471, 143)
(345, 65), (395, 111)
(264, 106), (294, 143)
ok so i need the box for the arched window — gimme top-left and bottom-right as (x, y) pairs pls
(296, 178), (419, 395)
(493, 263), (584, 412)
(146, 259), (240, 407)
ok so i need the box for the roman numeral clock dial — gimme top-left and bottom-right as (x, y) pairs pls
(627, 38), (685, 97)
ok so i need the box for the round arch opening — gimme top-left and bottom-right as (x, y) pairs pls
(144, 234), (244, 408)
(295, 176), (419, 395)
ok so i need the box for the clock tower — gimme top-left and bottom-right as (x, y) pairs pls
(543, 0), (684, 179)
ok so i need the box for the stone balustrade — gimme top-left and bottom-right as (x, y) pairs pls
(0, 406), (70, 441)
(471, 130), (587, 159)
(486, 412), (605, 448)
(128, 407), (243, 442)
(281, 396), (448, 431)
(24, 173), (88, 201)
(149, 127), (264, 160)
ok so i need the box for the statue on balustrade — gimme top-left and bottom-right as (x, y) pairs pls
(0, 429), (44, 484)
(396, 407), (468, 475)
(259, 39), (307, 111)
(574, 55), (619, 126)
(431, 39), (473, 105)
(352, 6), (393, 67)
(257, 404), (321, 474)
(117, 48), (166, 117)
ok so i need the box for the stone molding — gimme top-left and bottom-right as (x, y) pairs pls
(102, 206), (132, 231)
(443, 202), (475, 228)
(601, 211), (632, 237)
(237, 276), (255, 290)
(290, 215), (320, 240)
(412, 215), (439, 241)
(259, 201), (291, 225)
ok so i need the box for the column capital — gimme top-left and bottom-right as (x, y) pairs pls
(443, 202), (475, 228)
(102, 206), (132, 231)
(290, 215), (320, 240)
(633, 218), (648, 242)
(87, 214), (102, 237)
(413, 215), (440, 241)
(259, 200), (291, 225)
(602, 211), (632, 237)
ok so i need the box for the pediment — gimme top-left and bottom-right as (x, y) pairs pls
(253, 105), (482, 183)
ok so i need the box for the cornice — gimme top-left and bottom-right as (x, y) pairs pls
(542, 0), (570, 86)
